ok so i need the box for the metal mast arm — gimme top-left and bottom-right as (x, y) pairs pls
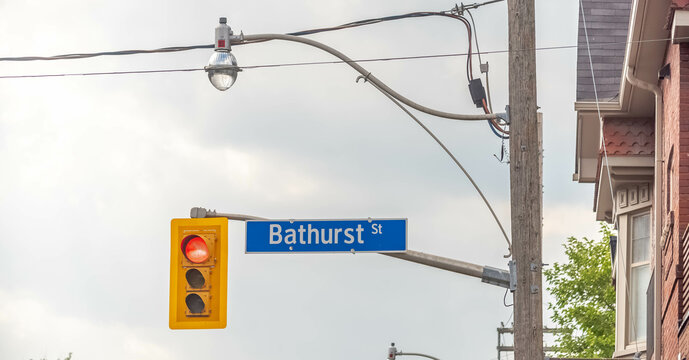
(396, 352), (441, 360)
(384, 250), (512, 289)
(190, 207), (513, 289)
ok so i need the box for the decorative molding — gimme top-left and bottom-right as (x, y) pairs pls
(619, 189), (628, 208)
(640, 183), (650, 202)
(629, 186), (639, 205)
(616, 183), (652, 215)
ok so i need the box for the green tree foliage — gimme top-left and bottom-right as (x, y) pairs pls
(544, 224), (616, 358)
(30, 352), (71, 360)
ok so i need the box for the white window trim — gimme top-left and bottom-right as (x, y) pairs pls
(614, 205), (651, 354)
(628, 212), (650, 343)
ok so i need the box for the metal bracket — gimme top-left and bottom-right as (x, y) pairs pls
(481, 266), (511, 289)
(477, 261), (514, 291)
(480, 62), (489, 74)
(495, 105), (510, 124)
(530, 285), (539, 294)
(230, 32), (244, 44)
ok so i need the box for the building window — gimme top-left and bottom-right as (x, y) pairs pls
(628, 212), (650, 343)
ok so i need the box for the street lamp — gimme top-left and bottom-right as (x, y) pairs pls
(205, 17), (242, 91)
(203, 18), (502, 122)
(388, 342), (441, 360)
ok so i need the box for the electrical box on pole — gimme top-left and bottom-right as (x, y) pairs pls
(169, 217), (228, 329)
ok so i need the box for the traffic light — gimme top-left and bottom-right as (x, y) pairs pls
(170, 217), (228, 329)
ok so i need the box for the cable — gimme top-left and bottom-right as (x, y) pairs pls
(2, 35), (686, 64)
(503, 288), (513, 307)
(0, 45), (213, 62)
(483, 99), (509, 137)
(485, 70), (495, 113)
(464, 8), (508, 138)
(288, 11), (463, 37)
(0, 9), (473, 63)
(290, 9), (475, 82)
(0, 67), (203, 79)
(246, 33), (498, 120)
(0, 45), (597, 79)
(0, 51), (495, 79)
(0, 34), (669, 89)
(466, 11), (490, 113)
(489, 121), (509, 139)
(357, 77), (512, 258)
(465, 9), (483, 72)
(0, 42), (590, 80)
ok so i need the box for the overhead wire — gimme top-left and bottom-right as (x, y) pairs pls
(1, 8), (507, 125)
(0, 67), (204, 79)
(0, 44), (590, 79)
(356, 76), (512, 258)
(0, 10), (469, 63)
(285, 9), (476, 83)
(0, 45), (213, 62)
(463, 8), (509, 137)
(1, 35), (687, 64)
(0, 4), (661, 145)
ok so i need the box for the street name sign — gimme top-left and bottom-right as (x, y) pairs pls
(245, 218), (407, 253)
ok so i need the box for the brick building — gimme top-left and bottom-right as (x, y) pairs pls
(573, 0), (689, 359)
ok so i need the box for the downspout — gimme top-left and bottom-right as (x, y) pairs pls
(625, 65), (663, 357)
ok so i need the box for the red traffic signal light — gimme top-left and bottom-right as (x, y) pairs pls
(182, 235), (211, 263)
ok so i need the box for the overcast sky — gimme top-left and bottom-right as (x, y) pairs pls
(0, 0), (599, 359)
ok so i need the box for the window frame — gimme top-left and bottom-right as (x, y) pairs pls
(627, 211), (651, 344)
(612, 195), (652, 357)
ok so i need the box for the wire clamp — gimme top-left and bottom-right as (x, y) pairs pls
(355, 72), (372, 83)
(480, 62), (489, 74)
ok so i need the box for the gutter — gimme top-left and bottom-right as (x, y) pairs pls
(625, 65), (663, 358)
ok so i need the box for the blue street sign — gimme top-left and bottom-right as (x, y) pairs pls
(246, 219), (407, 253)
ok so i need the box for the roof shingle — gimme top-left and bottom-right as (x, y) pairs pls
(576, 0), (632, 102)
(601, 117), (655, 156)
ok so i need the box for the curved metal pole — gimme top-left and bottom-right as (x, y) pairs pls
(240, 34), (500, 121)
(396, 352), (441, 360)
(190, 207), (267, 221)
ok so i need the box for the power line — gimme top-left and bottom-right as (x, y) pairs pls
(2, 35), (686, 80)
(0, 44), (631, 80)
(0, 68), (204, 79)
(0, 45), (214, 62)
(0, 10), (463, 63)
(360, 75), (512, 256)
(1, 33), (683, 64)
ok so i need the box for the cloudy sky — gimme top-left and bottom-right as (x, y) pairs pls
(0, 0), (599, 359)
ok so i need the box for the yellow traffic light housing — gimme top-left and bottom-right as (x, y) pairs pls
(170, 217), (228, 329)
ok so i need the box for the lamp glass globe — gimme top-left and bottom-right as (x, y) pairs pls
(207, 51), (238, 91)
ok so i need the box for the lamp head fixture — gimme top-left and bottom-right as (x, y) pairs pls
(205, 17), (243, 91)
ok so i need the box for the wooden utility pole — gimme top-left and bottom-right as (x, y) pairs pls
(507, 0), (543, 359)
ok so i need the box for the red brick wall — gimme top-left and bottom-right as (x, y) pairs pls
(661, 42), (689, 360)
(678, 42), (689, 359)
(674, 0), (689, 8)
